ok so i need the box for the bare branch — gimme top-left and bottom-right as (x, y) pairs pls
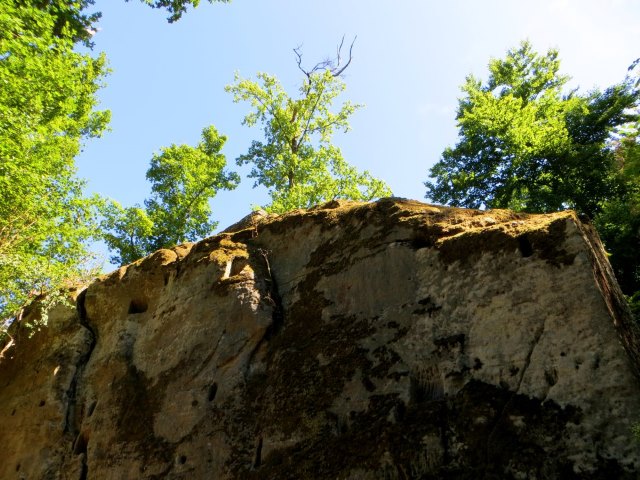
(293, 45), (309, 79)
(332, 35), (356, 77)
(287, 36), (357, 158)
(293, 36), (357, 78)
(336, 35), (345, 68)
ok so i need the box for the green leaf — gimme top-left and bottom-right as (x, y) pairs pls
(226, 64), (391, 213)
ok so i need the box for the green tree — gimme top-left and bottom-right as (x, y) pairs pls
(25, 0), (101, 46)
(425, 41), (638, 218)
(132, 0), (230, 23)
(0, 0), (231, 334)
(28, 0), (231, 42)
(101, 126), (239, 265)
(226, 41), (391, 213)
(0, 2), (110, 324)
(596, 59), (640, 315)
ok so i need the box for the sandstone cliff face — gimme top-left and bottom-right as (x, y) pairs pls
(1, 199), (639, 479)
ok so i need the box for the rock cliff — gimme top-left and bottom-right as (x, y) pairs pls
(1, 199), (639, 479)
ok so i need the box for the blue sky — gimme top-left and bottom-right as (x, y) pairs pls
(76, 0), (640, 264)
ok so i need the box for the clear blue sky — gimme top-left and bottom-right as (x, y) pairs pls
(75, 0), (640, 265)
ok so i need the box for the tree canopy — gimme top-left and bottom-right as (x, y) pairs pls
(23, 0), (230, 48)
(0, 1), (110, 322)
(595, 153), (640, 314)
(132, 0), (230, 23)
(0, 0), (234, 328)
(425, 42), (640, 317)
(595, 59), (640, 311)
(226, 44), (391, 213)
(25, 0), (101, 46)
(425, 41), (638, 218)
(101, 126), (239, 265)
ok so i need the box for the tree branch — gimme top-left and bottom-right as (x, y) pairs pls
(293, 36), (357, 78)
(241, 86), (289, 143)
(297, 81), (327, 149)
(294, 45), (310, 79)
(332, 35), (356, 77)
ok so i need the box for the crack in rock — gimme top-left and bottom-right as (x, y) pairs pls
(243, 248), (284, 381)
(483, 313), (547, 477)
(63, 288), (98, 478)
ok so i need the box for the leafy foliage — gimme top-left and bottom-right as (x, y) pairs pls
(131, 0), (230, 23)
(0, 0), (233, 334)
(595, 61), (640, 310)
(597, 188), (640, 316)
(226, 65), (391, 213)
(0, 1), (110, 324)
(24, 0), (230, 49)
(26, 0), (102, 46)
(426, 42), (640, 315)
(101, 126), (239, 265)
(425, 41), (638, 218)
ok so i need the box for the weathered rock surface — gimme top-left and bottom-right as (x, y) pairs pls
(1, 198), (639, 479)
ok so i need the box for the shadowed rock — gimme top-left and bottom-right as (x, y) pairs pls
(1, 198), (639, 479)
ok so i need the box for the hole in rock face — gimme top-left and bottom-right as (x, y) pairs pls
(394, 402), (406, 421)
(544, 368), (558, 387)
(409, 232), (434, 250)
(191, 399), (198, 407)
(362, 377), (376, 392)
(473, 358), (484, 370)
(128, 298), (148, 314)
(229, 257), (249, 276)
(518, 235), (534, 257)
(253, 437), (263, 469)
(87, 401), (97, 417)
(16, 464), (20, 472)
(223, 256), (250, 279)
(178, 455), (187, 465)
(208, 383), (218, 402)
(39, 400), (46, 407)
(73, 432), (89, 455)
